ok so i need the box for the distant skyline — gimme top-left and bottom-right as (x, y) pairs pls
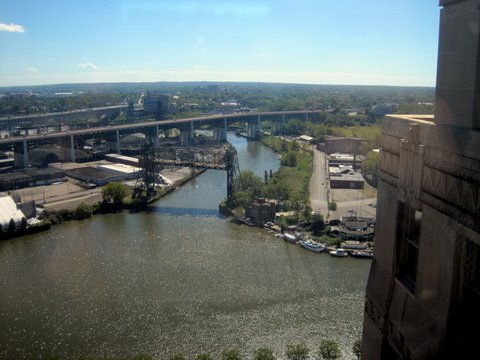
(0, 0), (440, 87)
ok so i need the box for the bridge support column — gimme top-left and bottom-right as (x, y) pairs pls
(306, 112), (309, 122)
(69, 134), (76, 162)
(180, 131), (191, 146)
(190, 121), (195, 140)
(115, 129), (121, 154)
(154, 125), (160, 148)
(213, 127), (227, 142)
(14, 140), (29, 168)
(246, 123), (260, 139)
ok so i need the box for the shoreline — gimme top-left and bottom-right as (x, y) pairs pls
(1, 167), (208, 241)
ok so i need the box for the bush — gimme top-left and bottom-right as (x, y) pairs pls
(318, 340), (341, 360)
(222, 349), (242, 360)
(196, 354), (213, 360)
(285, 343), (309, 360)
(254, 348), (276, 360)
(73, 203), (92, 220)
(328, 201), (337, 211)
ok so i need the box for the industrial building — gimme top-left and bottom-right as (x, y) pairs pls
(362, 1), (480, 358)
(245, 198), (276, 226)
(328, 162), (365, 189)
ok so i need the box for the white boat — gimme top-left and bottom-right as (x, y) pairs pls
(350, 250), (374, 258)
(329, 248), (348, 257)
(283, 233), (297, 243)
(299, 240), (326, 253)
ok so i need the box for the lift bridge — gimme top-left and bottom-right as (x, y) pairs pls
(134, 143), (240, 205)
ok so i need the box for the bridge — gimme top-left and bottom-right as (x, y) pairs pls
(0, 105), (128, 130)
(0, 110), (318, 167)
(135, 143), (240, 205)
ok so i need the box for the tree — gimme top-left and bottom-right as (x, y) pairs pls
(253, 348), (276, 360)
(285, 343), (309, 360)
(264, 170), (269, 184)
(310, 213), (325, 234)
(101, 182), (128, 206)
(281, 151), (297, 167)
(328, 201), (337, 211)
(222, 349), (242, 360)
(288, 193), (308, 222)
(318, 340), (341, 360)
(352, 339), (362, 360)
(73, 203), (92, 220)
(236, 170), (264, 197)
(269, 169), (273, 179)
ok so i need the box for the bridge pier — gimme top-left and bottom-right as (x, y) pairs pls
(246, 122), (260, 139)
(60, 134), (76, 162)
(154, 125), (160, 148)
(13, 140), (29, 168)
(115, 129), (121, 154)
(213, 127), (227, 142)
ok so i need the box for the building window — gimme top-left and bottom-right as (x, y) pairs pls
(396, 202), (422, 294)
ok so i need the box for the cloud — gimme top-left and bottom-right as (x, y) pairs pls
(26, 67), (38, 73)
(0, 22), (25, 33)
(77, 62), (98, 70)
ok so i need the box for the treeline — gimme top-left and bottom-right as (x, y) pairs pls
(0, 92), (126, 116)
(0, 82), (434, 118)
(45, 339), (362, 360)
(229, 137), (312, 222)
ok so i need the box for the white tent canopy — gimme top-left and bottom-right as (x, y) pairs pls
(0, 196), (26, 232)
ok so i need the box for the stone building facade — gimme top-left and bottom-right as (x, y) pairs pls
(362, 0), (480, 358)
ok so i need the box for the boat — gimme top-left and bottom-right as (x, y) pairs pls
(283, 233), (297, 243)
(350, 250), (374, 258)
(299, 240), (326, 253)
(329, 248), (348, 257)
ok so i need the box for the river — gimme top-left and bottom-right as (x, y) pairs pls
(0, 134), (371, 359)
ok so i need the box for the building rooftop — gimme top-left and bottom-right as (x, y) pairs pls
(386, 114), (435, 123)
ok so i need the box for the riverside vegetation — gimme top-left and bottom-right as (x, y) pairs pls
(44, 339), (362, 360)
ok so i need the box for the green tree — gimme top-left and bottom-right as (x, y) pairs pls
(318, 340), (341, 360)
(236, 170), (264, 197)
(253, 348), (276, 360)
(222, 348), (242, 360)
(264, 170), (269, 184)
(269, 169), (273, 179)
(281, 151), (297, 167)
(285, 343), (309, 360)
(288, 193), (307, 222)
(310, 213), (325, 234)
(361, 151), (379, 175)
(101, 182), (128, 206)
(328, 201), (337, 211)
(73, 203), (92, 220)
(352, 339), (362, 360)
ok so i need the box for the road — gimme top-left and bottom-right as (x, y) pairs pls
(309, 148), (329, 218)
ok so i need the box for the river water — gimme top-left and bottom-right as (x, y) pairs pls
(0, 134), (371, 359)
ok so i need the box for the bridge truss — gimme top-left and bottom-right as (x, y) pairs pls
(135, 143), (240, 205)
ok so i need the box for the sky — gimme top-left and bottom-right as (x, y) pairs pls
(0, 0), (440, 87)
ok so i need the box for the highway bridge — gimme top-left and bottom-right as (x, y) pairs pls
(0, 110), (318, 167)
(0, 105), (128, 130)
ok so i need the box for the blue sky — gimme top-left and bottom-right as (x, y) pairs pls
(0, 0), (440, 87)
